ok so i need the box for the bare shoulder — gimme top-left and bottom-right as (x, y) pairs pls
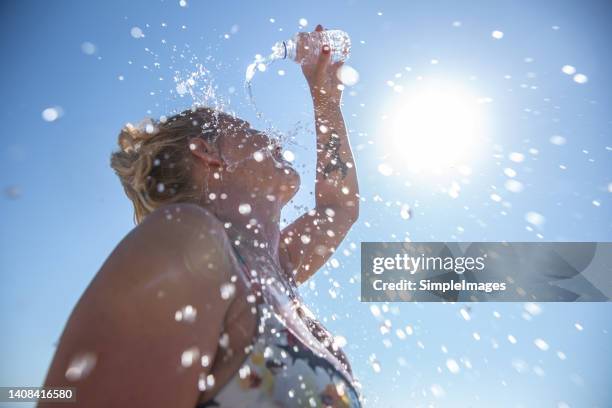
(40, 204), (239, 407)
(104, 203), (235, 287)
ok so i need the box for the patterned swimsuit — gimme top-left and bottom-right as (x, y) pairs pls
(196, 247), (362, 408)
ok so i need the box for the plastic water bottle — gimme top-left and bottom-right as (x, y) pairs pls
(246, 30), (351, 83)
(272, 29), (351, 65)
(244, 30), (351, 118)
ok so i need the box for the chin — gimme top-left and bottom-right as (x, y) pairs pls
(277, 168), (300, 202)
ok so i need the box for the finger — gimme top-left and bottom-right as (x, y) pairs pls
(314, 45), (332, 85)
(315, 24), (323, 32)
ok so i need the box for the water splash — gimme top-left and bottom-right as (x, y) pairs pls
(244, 43), (286, 120)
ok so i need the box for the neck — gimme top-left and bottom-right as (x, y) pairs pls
(202, 193), (284, 264)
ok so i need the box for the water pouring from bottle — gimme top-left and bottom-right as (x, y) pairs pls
(244, 29), (351, 117)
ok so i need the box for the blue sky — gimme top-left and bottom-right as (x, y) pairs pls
(1, 0), (611, 407)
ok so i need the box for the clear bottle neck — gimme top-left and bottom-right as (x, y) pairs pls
(272, 37), (297, 61)
(283, 37), (297, 60)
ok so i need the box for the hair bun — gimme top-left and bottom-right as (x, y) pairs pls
(118, 118), (159, 153)
(118, 123), (142, 153)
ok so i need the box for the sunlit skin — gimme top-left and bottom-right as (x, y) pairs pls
(39, 24), (359, 408)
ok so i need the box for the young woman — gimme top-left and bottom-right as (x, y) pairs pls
(40, 25), (361, 407)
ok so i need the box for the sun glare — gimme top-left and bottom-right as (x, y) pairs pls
(380, 81), (487, 174)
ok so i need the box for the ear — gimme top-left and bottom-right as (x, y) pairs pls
(188, 137), (223, 167)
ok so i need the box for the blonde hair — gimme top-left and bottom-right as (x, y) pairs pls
(110, 107), (222, 224)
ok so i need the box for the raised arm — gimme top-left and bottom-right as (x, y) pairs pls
(39, 204), (237, 408)
(279, 25), (359, 285)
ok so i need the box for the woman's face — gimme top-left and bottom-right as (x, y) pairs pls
(215, 114), (300, 204)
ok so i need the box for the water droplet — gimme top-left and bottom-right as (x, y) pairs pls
(130, 26), (144, 39)
(448, 182), (461, 199)
(400, 204), (412, 220)
(550, 135), (566, 145)
(220, 283), (236, 300)
(430, 384), (446, 398)
(377, 163), (393, 176)
(333, 335), (347, 348)
(574, 322), (583, 331)
(81, 42), (96, 55)
(219, 333), (230, 348)
(300, 234), (311, 244)
(282, 150), (295, 162)
(42, 107), (63, 122)
(238, 365), (251, 379)
(491, 30), (504, 39)
(181, 347), (200, 367)
(512, 358), (528, 373)
(508, 334), (517, 344)
(534, 338), (549, 351)
(446, 358), (460, 374)
(371, 359), (381, 373)
(525, 211), (545, 227)
(65, 352), (97, 381)
(504, 179), (524, 193)
(206, 374), (215, 387)
(504, 168), (517, 178)
(337, 65), (360, 86)
(573, 73), (588, 84)
(561, 65), (576, 75)
(370, 305), (381, 317)
(509, 152), (525, 163)
(179, 0), (187, 7)
(298, 18), (308, 27)
(252, 151), (265, 162)
(175, 305), (197, 323)
(198, 373), (207, 391)
(238, 203), (252, 215)
(524, 302), (542, 316)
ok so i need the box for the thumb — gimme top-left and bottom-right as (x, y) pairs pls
(314, 44), (331, 86)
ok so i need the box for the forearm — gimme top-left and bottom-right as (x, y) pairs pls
(313, 101), (359, 220)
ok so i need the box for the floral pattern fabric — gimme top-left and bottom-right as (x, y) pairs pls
(196, 302), (362, 408)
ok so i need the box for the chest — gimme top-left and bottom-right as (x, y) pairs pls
(236, 252), (354, 383)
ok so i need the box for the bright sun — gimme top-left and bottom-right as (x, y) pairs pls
(380, 80), (487, 174)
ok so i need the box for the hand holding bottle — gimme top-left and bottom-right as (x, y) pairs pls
(301, 24), (345, 107)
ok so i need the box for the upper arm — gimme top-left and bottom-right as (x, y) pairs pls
(40, 204), (237, 408)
